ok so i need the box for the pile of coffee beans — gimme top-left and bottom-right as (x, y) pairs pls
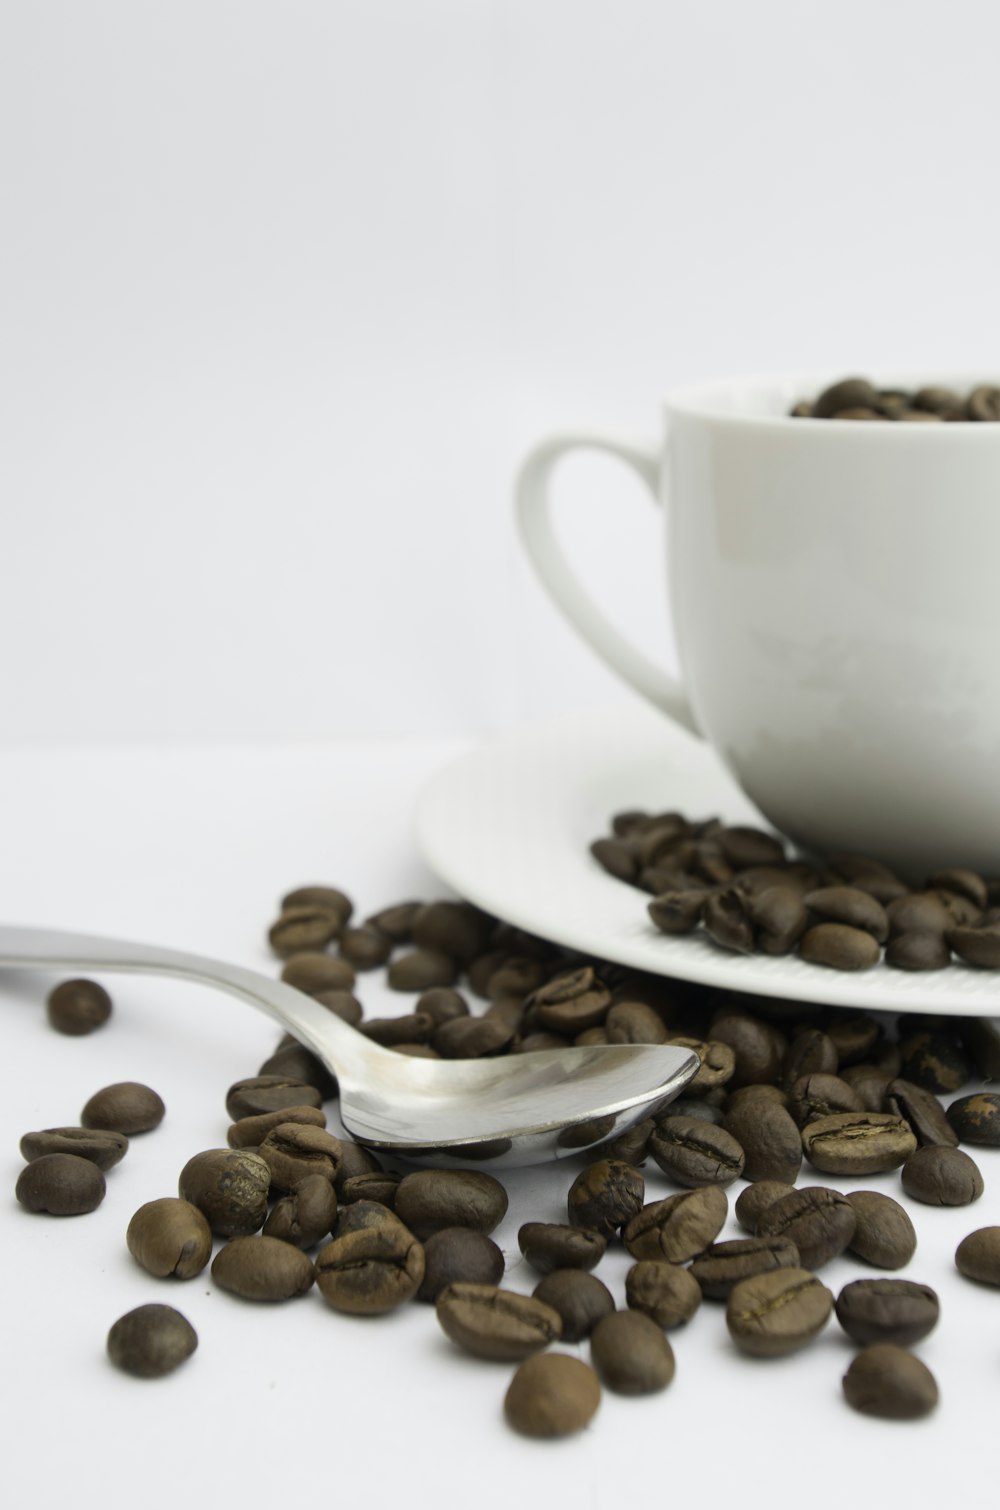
(13, 880), (1000, 1430)
(590, 809), (1000, 972)
(789, 376), (1000, 422)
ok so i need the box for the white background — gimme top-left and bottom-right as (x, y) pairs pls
(4, 0), (1000, 744)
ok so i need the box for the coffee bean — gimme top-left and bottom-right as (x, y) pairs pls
(812, 377), (880, 417)
(946, 1091), (1000, 1145)
(703, 888), (755, 953)
(394, 1169), (508, 1239)
(835, 1278), (939, 1346)
(211, 1234), (316, 1301)
(279, 952), (356, 995)
(411, 901), (493, 963)
(668, 1096), (726, 1124)
(256, 1123), (344, 1191)
(886, 931), (953, 970)
(885, 1077), (959, 1147)
(518, 1222), (607, 1275)
(666, 1038), (735, 1094)
(605, 1000), (668, 1044)
(803, 887), (889, 943)
(528, 966), (612, 1034)
(709, 1011), (783, 1087)
(828, 852), (908, 904)
(622, 1185), (728, 1263)
(726, 1267), (833, 1357)
(825, 1013), (881, 1067)
(757, 1187), (856, 1269)
(269, 906), (343, 958)
(81, 1081), (164, 1135)
(958, 1018), (1000, 1079)
(504, 1353), (601, 1438)
(801, 1111), (916, 1175)
(722, 1100), (801, 1184)
(967, 385), (1000, 421)
(900, 1144), (984, 1206)
(366, 900), (423, 941)
(782, 1028), (839, 1088)
(898, 1028), (971, 1093)
(341, 1171), (399, 1206)
(841, 1063), (894, 1111)
(263, 1175), (339, 1248)
(46, 978), (112, 1035)
(649, 1117), (745, 1187)
(592, 836), (639, 882)
(19, 1127), (128, 1170)
(281, 884), (352, 922)
(734, 1181), (796, 1234)
(339, 924), (394, 971)
(316, 1211), (425, 1314)
(690, 1236), (801, 1300)
(842, 1344), (938, 1419)
(590, 1310), (676, 1394)
(948, 922), (1000, 968)
(436, 1283), (562, 1361)
(648, 889), (710, 935)
(107, 1304), (198, 1378)
(788, 1072), (865, 1126)
(257, 1042), (336, 1099)
(532, 1269), (615, 1341)
(625, 1260), (702, 1328)
(845, 1191), (917, 1269)
(178, 1149), (271, 1237)
(127, 1198), (213, 1278)
(955, 1226), (1000, 1285)
(225, 1076), (323, 1120)
(727, 1084), (788, 1111)
(567, 1160), (644, 1238)
(226, 1103), (327, 1150)
(416, 1228), (505, 1303)
(746, 886), (808, 955)
(414, 988), (470, 1026)
(16, 1153), (106, 1215)
(799, 923), (881, 971)
(387, 948), (458, 992)
(313, 989), (365, 1026)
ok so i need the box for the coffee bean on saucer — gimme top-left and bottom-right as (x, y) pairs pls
(900, 1144), (984, 1206)
(16, 1153), (106, 1215)
(842, 1345), (938, 1420)
(19, 1127), (128, 1170)
(703, 888), (755, 954)
(518, 1222), (607, 1274)
(946, 1091), (1000, 1144)
(726, 1268), (833, 1357)
(107, 1304), (198, 1378)
(47, 978), (112, 1035)
(505, 1354), (601, 1438)
(748, 887), (808, 954)
(835, 1278), (939, 1346)
(590, 1311), (676, 1394)
(799, 924), (881, 971)
(567, 1160), (644, 1237)
(127, 1198), (213, 1278)
(211, 1235), (316, 1301)
(812, 377), (880, 417)
(845, 1191), (917, 1269)
(947, 922), (1000, 968)
(955, 1226), (1000, 1285)
(648, 889), (710, 935)
(416, 1228), (505, 1303)
(81, 1081), (165, 1135)
(435, 1284), (562, 1361)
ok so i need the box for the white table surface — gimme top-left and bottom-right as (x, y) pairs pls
(1, 734), (997, 1510)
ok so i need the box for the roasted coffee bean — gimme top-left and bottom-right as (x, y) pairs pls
(726, 1267), (832, 1357)
(529, 967), (611, 1034)
(107, 1304), (198, 1378)
(782, 1029), (839, 1088)
(19, 1126), (128, 1170)
(212, 1235), (315, 1301)
(648, 889), (710, 935)
(16, 1153), (106, 1215)
(690, 1235), (800, 1299)
(835, 1278), (938, 1346)
(485, 957), (547, 998)
(667, 1038), (735, 1094)
(789, 1073), (864, 1126)
(667, 1096), (725, 1124)
(827, 852), (907, 904)
(801, 1112), (916, 1175)
(757, 1187), (856, 1270)
(811, 377), (880, 417)
(225, 1076), (323, 1120)
(269, 906), (343, 957)
(946, 1091), (1000, 1145)
(257, 1042), (337, 1099)
(412, 901), (492, 963)
(803, 886), (889, 942)
(532, 1269), (615, 1342)
(504, 1353), (601, 1438)
(734, 1180), (796, 1233)
(281, 884), (352, 922)
(279, 952), (356, 995)
(590, 1311), (676, 1394)
(714, 825), (785, 868)
(749, 887), (808, 954)
(799, 923), (881, 971)
(484, 995), (525, 1034)
(967, 384), (1000, 421)
(841, 1063), (894, 1111)
(434, 1014), (517, 1058)
(649, 1117), (745, 1187)
(416, 1228), (505, 1303)
(605, 1000), (668, 1044)
(955, 1226), (1000, 1285)
(226, 1104), (327, 1150)
(722, 1100), (801, 1184)
(726, 1084), (788, 1111)
(518, 1222), (607, 1275)
(885, 932), (952, 970)
(900, 1144), (984, 1206)
(948, 922), (1000, 968)
(623, 1186), (728, 1263)
(256, 1124), (343, 1191)
(81, 1081), (164, 1135)
(898, 1028), (971, 1093)
(46, 978), (112, 1035)
(341, 1172), (399, 1207)
(958, 1018), (1000, 1079)
(709, 1011), (783, 1087)
(842, 1344), (938, 1420)
(824, 1013), (881, 1067)
(592, 837), (639, 882)
(340, 924), (394, 971)
(436, 1283), (562, 1361)
(127, 1198), (213, 1278)
(567, 1160), (644, 1238)
(886, 891), (950, 938)
(885, 1078), (959, 1147)
(703, 888), (755, 953)
(414, 988), (469, 1026)
(312, 989), (364, 1026)
(316, 1212), (425, 1314)
(178, 1149), (271, 1237)
(366, 900), (422, 941)
(384, 944), (457, 991)
(361, 1012), (435, 1047)
(395, 1169), (508, 1239)
(263, 1175), (339, 1248)
(845, 1191), (917, 1269)
(625, 1259), (702, 1328)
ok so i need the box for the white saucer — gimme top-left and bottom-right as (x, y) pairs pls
(415, 701), (1000, 1018)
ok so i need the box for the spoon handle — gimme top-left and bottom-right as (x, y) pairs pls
(0, 924), (370, 1078)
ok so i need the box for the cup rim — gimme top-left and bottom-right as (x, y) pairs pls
(664, 370), (1000, 430)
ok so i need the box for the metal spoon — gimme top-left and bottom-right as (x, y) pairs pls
(0, 925), (698, 1167)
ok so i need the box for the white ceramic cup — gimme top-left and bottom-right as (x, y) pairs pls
(516, 372), (1000, 876)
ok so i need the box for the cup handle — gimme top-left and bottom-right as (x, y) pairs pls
(515, 431), (700, 736)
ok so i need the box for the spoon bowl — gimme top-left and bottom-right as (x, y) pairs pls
(0, 926), (699, 1167)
